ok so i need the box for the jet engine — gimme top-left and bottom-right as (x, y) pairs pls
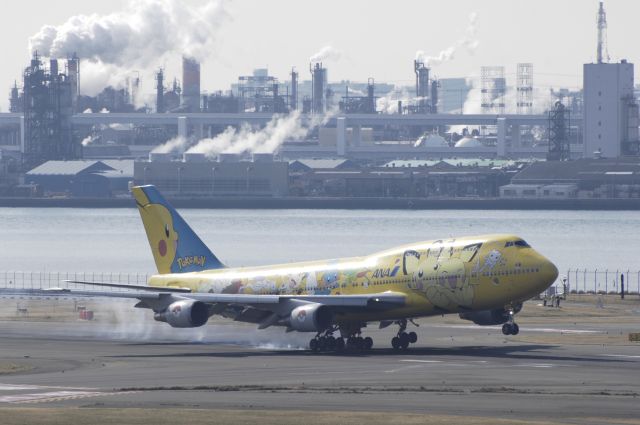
(154, 300), (210, 328)
(288, 304), (333, 332)
(459, 303), (522, 326)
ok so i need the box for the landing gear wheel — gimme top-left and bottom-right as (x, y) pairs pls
(334, 337), (345, 351)
(326, 336), (336, 350)
(391, 336), (401, 350)
(511, 323), (519, 335)
(399, 332), (410, 350)
(363, 336), (373, 350)
(408, 331), (418, 344)
(502, 323), (512, 335)
(309, 338), (319, 351)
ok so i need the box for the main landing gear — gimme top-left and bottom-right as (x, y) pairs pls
(391, 319), (418, 350)
(501, 306), (520, 336)
(309, 326), (373, 353)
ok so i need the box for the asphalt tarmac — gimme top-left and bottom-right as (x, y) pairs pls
(0, 313), (638, 424)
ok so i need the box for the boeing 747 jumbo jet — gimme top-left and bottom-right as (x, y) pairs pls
(28, 185), (558, 351)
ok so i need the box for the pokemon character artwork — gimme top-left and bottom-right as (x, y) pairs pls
(132, 186), (225, 274)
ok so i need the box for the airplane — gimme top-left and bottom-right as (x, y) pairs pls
(13, 185), (559, 352)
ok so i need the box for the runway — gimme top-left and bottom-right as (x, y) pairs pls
(0, 314), (638, 424)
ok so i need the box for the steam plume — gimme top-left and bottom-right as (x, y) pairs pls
(151, 136), (188, 154)
(29, 0), (231, 67)
(415, 12), (479, 67)
(310, 45), (342, 63)
(187, 111), (310, 156)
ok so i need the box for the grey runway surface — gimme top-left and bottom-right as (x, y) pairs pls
(0, 320), (638, 424)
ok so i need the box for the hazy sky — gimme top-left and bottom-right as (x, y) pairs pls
(1, 0), (638, 111)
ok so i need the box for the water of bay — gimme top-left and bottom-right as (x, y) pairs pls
(1, 207), (638, 278)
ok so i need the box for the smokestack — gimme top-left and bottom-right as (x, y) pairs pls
(290, 68), (298, 111)
(414, 60), (430, 113)
(156, 68), (165, 113)
(67, 53), (79, 112)
(311, 62), (326, 114)
(182, 56), (201, 112)
(597, 1), (609, 64)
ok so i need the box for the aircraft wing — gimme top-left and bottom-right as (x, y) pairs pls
(0, 286), (406, 326)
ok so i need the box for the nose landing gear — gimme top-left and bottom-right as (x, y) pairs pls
(391, 319), (418, 350)
(501, 306), (520, 335)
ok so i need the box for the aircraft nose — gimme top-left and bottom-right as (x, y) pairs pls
(540, 257), (559, 288)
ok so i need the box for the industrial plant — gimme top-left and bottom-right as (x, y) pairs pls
(1, 1), (639, 203)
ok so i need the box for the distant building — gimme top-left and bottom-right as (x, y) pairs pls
(438, 78), (471, 114)
(25, 160), (133, 197)
(503, 158), (640, 198)
(134, 154), (289, 197)
(583, 61), (638, 158)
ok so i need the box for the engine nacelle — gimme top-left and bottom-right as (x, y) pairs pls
(459, 303), (522, 326)
(154, 300), (210, 328)
(289, 303), (333, 332)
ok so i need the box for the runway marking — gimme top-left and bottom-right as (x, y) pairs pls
(400, 359), (442, 363)
(0, 383), (97, 391)
(0, 384), (45, 391)
(0, 391), (105, 404)
(601, 354), (640, 359)
(384, 365), (423, 373)
(513, 363), (556, 368)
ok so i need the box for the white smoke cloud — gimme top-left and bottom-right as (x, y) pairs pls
(81, 135), (98, 147)
(416, 12), (479, 67)
(376, 86), (412, 114)
(188, 111), (311, 157)
(151, 136), (188, 154)
(29, 0), (231, 67)
(310, 45), (342, 63)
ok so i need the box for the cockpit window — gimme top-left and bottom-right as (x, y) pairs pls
(505, 240), (531, 248)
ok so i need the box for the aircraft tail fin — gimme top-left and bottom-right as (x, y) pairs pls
(131, 185), (225, 274)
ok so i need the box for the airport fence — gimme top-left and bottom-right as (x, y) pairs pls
(564, 269), (640, 295)
(0, 271), (149, 291)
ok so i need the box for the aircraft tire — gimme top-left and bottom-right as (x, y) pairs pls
(502, 324), (511, 335)
(363, 336), (373, 350)
(511, 324), (520, 335)
(334, 337), (345, 351)
(408, 331), (418, 344)
(399, 332), (410, 347)
(326, 336), (336, 350)
(391, 336), (400, 350)
(310, 339), (319, 352)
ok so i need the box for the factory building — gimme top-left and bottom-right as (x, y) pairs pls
(583, 61), (638, 158)
(501, 158), (640, 199)
(134, 153), (289, 197)
(25, 160), (132, 197)
(22, 53), (79, 168)
(293, 160), (509, 198)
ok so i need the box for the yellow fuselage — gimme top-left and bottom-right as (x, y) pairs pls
(149, 234), (558, 322)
